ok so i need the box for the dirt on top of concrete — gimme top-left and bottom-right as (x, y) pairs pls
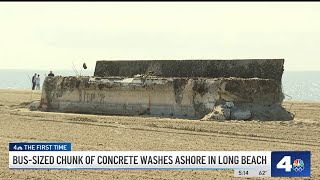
(94, 59), (284, 82)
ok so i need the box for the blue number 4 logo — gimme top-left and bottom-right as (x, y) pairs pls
(277, 156), (304, 172)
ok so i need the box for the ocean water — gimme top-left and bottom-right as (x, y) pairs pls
(0, 69), (319, 102)
(282, 71), (320, 102)
(0, 69), (94, 90)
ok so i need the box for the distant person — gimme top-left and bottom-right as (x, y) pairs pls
(36, 75), (41, 90)
(48, 71), (55, 77)
(32, 73), (37, 90)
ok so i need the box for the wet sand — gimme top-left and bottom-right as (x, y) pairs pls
(0, 89), (319, 179)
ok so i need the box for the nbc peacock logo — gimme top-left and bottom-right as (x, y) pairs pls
(292, 159), (304, 172)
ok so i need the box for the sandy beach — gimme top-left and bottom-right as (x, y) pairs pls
(0, 89), (319, 179)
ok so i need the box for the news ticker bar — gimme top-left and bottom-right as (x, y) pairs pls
(9, 143), (311, 178)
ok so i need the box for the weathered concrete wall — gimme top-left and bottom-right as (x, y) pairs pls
(40, 76), (292, 120)
(94, 59), (284, 82)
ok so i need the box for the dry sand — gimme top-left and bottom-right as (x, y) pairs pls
(0, 89), (319, 180)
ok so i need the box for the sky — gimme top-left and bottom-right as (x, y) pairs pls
(0, 2), (320, 71)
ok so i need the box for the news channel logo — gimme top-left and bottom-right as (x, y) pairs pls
(271, 151), (310, 177)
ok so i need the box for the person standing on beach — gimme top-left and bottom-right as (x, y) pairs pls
(35, 74), (40, 90)
(32, 73), (37, 90)
(48, 71), (55, 77)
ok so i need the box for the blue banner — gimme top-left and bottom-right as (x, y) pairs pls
(9, 143), (71, 151)
(271, 151), (311, 177)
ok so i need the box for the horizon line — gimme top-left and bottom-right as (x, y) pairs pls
(0, 68), (320, 72)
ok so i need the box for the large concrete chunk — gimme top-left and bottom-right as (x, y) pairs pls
(39, 59), (293, 121)
(94, 59), (284, 82)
